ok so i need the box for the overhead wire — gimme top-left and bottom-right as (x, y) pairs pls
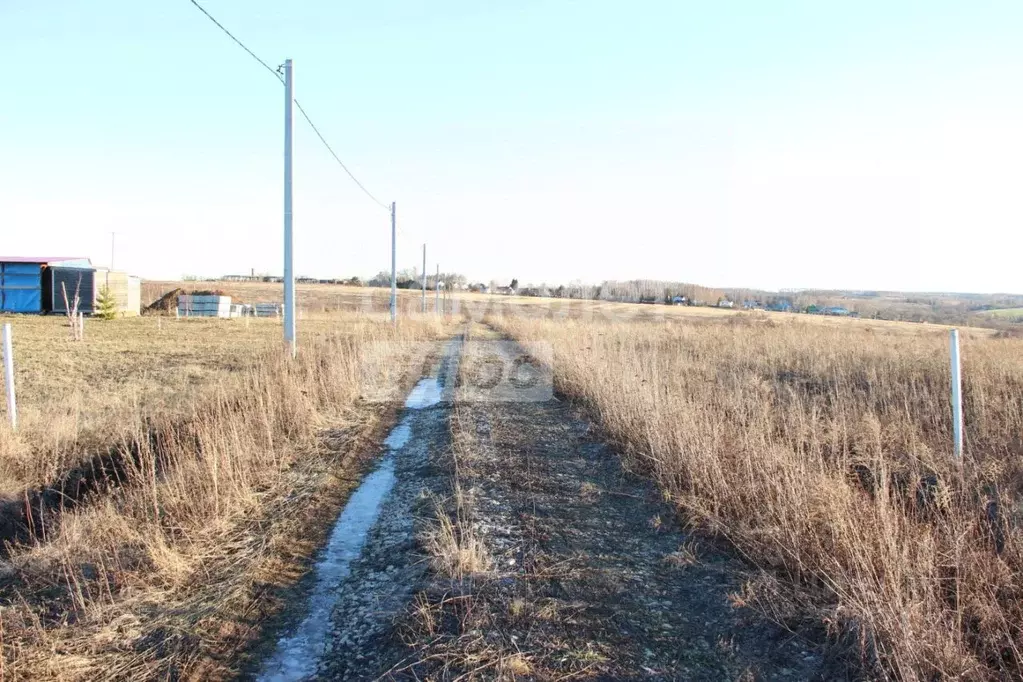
(293, 100), (391, 211)
(188, 0), (282, 83)
(187, 0), (391, 212)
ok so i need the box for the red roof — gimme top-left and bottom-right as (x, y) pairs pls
(1, 257), (91, 264)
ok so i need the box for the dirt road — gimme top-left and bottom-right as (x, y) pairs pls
(253, 332), (847, 680)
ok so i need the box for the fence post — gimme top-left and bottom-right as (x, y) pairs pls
(950, 329), (963, 460)
(2, 323), (16, 431)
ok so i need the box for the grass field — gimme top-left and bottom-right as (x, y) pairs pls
(0, 311), (422, 492)
(143, 279), (1006, 336)
(983, 307), (1023, 319)
(0, 304), (446, 679)
(494, 310), (1023, 680)
(2, 280), (1019, 679)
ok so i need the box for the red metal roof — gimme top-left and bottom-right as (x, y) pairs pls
(0, 257), (91, 264)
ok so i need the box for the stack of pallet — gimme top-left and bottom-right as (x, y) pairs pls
(253, 302), (282, 317)
(177, 294), (232, 318)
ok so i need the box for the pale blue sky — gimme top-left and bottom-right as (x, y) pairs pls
(2, 1), (1021, 292)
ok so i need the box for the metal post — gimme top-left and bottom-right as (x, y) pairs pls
(2, 323), (16, 431)
(421, 244), (427, 313)
(435, 264), (440, 315)
(390, 202), (397, 325)
(283, 58), (296, 357)
(950, 329), (963, 460)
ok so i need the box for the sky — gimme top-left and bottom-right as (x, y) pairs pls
(1, 0), (1022, 293)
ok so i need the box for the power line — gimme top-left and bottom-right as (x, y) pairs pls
(188, 0), (282, 83)
(294, 100), (391, 211)
(187, 0), (391, 212)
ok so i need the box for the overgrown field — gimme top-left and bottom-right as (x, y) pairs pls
(0, 311), (444, 679)
(141, 280), (441, 318)
(495, 312), (1023, 680)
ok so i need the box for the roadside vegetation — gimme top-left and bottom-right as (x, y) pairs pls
(0, 309), (443, 679)
(496, 312), (1023, 680)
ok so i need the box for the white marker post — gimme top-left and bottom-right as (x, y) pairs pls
(283, 58), (296, 358)
(421, 244), (427, 314)
(2, 323), (16, 431)
(435, 264), (440, 315)
(390, 202), (397, 326)
(950, 329), (964, 460)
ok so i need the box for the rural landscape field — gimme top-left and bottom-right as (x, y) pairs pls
(6, 1), (1023, 680)
(0, 281), (1020, 680)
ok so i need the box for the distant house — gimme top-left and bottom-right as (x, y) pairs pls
(672, 296), (687, 305)
(718, 299), (735, 309)
(742, 300), (762, 310)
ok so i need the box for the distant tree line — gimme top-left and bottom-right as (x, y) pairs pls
(366, 269), (468, 290)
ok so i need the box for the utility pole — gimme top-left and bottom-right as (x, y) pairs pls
(421, 244), (427, 314)
(435, 263), (440, 315)
(283, 58), (296, 357)
(390, 202), (397, 326)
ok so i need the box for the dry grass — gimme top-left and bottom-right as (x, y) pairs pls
(495, 311), (1023, 680)
(0, 304), (446, 679)
(420, 334), (494, 582)
(142, 280), (454, 319)
(0, 311), (432, 492)
(423, 489), (493, 581)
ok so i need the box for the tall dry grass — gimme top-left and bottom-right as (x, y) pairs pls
(496, 313), (1023, 680)
(422, 329), (493, 582)
(0, 313), (444, 679)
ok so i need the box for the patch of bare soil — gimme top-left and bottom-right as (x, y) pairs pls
(383, 347), (853, 680)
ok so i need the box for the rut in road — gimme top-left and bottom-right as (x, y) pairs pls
(253, 337), (461, 681)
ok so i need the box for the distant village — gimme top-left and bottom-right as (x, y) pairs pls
(191, 271), (1023, 327)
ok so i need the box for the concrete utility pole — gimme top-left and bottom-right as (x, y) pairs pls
(435, 263), (440, 315)
(421, 244), (427, 313)
(390, 202), (397, 325)
(283, 58), (296, 357)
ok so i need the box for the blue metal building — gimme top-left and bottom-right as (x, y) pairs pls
(0, 257), (92, 313)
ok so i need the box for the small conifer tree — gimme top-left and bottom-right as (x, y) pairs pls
(95, 286), (118, 320)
